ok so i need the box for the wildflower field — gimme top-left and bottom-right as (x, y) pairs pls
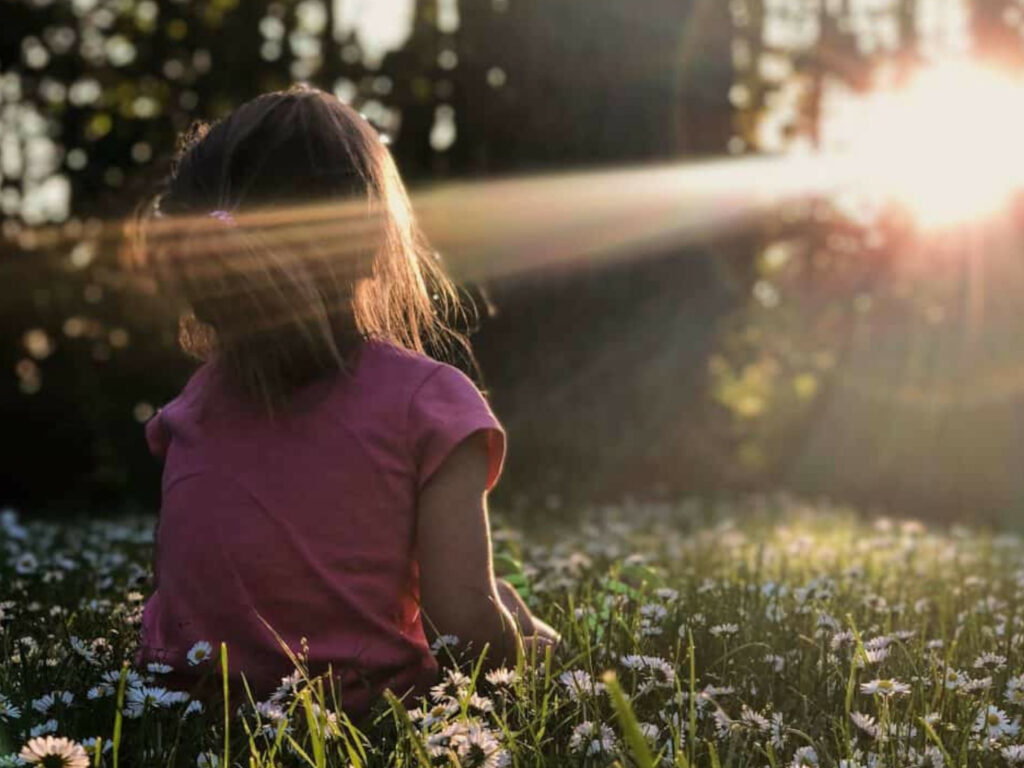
(4, 498), (1024, 768)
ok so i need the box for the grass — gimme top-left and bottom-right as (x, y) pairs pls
(2, 495), (1024, 766)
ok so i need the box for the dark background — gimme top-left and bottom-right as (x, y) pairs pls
(5, 0), (1024, 523)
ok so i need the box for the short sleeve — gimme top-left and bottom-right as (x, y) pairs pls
(145, 409), (170, 460)
(409, 365), (506, 492)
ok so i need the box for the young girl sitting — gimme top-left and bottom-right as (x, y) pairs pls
(133, 84), (558, 715)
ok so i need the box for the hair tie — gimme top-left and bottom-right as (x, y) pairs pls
(208, 210), (236, 225)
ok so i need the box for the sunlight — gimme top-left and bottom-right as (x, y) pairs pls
(824, 60), (1024, 229)
(116, 154), (839, 289)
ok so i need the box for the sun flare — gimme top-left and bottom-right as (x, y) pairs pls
(824, 60), (1024, 228)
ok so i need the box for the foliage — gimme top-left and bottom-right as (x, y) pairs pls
(0, 0), (734, 512)
(6, 496), (1024, 765)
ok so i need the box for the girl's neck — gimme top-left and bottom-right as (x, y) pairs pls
(205, 335), (371, 418)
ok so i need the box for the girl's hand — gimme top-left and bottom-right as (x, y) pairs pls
(522, 632), (559, 662)
(495, 578), (537, 635)
(495, 579), (561, 656)
(531, 615), (561, 646)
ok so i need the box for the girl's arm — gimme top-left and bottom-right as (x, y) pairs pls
(416, 431), (556, 667)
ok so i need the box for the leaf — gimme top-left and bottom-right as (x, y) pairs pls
(493, 552), (524, 577)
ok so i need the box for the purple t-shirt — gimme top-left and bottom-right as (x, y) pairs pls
(138, 339), (505, 712)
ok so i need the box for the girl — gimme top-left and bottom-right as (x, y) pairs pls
(132, 84), (558, 715)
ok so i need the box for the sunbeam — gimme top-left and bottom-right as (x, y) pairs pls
(19, 153), (849, 292)
(123, 153), (843, 285)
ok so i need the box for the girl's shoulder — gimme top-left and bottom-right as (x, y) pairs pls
(358, 339), (495, 422)
(361, 340), (504, 492)
(143, 361), (218, 458)
(360, 338), (465, 390)
(169, 359), (221, 413)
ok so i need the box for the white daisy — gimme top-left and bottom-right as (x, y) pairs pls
(863, 635), (891, 651)
(830, 630), (855, 650)
(449, 722), (507, 768)
(0, 695), (21, 721)
(14, 553), (39, 575)
(740, 706), (771, 733)
(29, 720), (59, 738)
(973, 705), (1020, 740)
(19, 736), (89, 768)
(186, 641), (214, 666)
(484, 667), (518, 687)
(942, 667), (966, 690)
(558, 669), (604, 700)
(712, 708), (734, 737)
(86, 685), (113, 700)
(425, 729), (454, 759)
(1002, 744), (1024, 765)
(68, 637), (98, 665)
(850, 712), (880, 739)
(860, 679), (911, 697)
(638, 721), (661, 742)
(253, 701), (283, 722)
(620, 655), (676, 691)
(79, 738), (111, 755)
(165, 690), (190, 705)
(430, 634), (461, 655)
(31, 691), (73, 715)
(101, 669), (142, 689)
(790, 745), (819, 767)
(466, 693), (494, 716)
(269, 671), (304, 702)
(973, 652), (1008, 671)
(1007, 674), (1024, 705)
(123, 686), (175, 718)
(770, 712), (786, 749)
(568, 721), (616, 756)
(308, 704), (340, 741)
(430, 669), (471, 703)
(862, 646), (890, 665)
(640, 603), (668, 622)
(961, 676), (993, 693)
(709, 623), (739, 637)
(418, 700), (459, 729)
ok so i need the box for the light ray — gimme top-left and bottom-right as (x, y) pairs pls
(19, 154), (847, 290)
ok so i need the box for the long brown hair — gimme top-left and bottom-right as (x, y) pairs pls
(130, 84), (474, 415)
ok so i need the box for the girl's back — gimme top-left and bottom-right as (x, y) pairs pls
(132, 84), (556, 715)
(141, 338), (504, 710)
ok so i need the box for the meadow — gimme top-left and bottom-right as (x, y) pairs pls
(2, 496), (1024, 767)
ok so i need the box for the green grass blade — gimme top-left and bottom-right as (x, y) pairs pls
(603, 671), (656, 768)
(384, 690), (433, 768)
(299, 688), (327, 768)
(920, 716), (954, 768)
(220, 642), (230, 768)
(112, 662), (128, 768)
